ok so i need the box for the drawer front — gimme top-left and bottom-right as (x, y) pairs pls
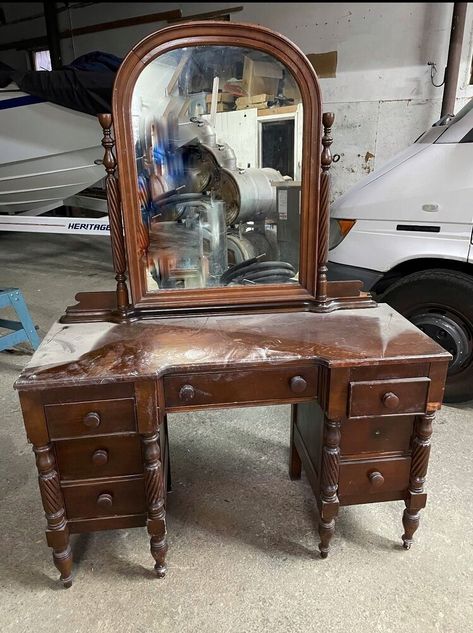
(348, 377), (430, 418)
(338, 457), (411, 500)
(55, 435), (143, 481)
(62, 476), (146, 520)
(164, 367), (318, 408)
(340, 416), (414, 456)
(45, 398), (136, 439)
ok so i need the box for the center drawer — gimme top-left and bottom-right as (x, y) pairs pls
(163, 366), (318, 409)
(55, 435), (143, 480)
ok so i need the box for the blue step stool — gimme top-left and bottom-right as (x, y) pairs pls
(0, 288), (41, 352)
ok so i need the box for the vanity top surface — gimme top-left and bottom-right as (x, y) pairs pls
(15, 303), (450, 390)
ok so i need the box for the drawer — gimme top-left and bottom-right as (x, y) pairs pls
(45, 398), (136, 439)
(55, 435), (143, 481)
(164, 366), (318, 408)
(62, 476), (146, 520)
(338, 456), (411, 500)
(340, 416), (414, 456)
(348, 377), (430, 418)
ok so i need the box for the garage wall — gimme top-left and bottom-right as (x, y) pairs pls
(1, 2), (473, 198)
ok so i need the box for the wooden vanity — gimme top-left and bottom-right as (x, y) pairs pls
(14, 21), (450, 587)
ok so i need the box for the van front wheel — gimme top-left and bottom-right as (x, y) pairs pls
(380, 269), (473, 403)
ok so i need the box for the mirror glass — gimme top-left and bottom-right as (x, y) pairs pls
(131, 45), (303, 291)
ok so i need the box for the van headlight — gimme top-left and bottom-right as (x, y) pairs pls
(329, 218), (356, 250)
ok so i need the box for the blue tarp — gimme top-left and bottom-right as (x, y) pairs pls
(0, 51), (122, 115)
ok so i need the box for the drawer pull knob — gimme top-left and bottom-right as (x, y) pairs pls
(382, 392), (400, 410)
(92, 449), (109, 466)
(179, 384), (195, 402)
(97, 493), (113, 509)
(83, 411), (101, 428)
(289, 376), (307, 394)
(368, 471), (385, 488)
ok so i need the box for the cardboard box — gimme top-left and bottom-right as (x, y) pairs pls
(222, 79), (246, 97)
(205, 92), (235, 104)
(235, 93), (274, 109)
(281, 74), (300, 102)
(242, 56), (283, 97)
(206, 102), (233, 114)
(257, 104), (298, 117)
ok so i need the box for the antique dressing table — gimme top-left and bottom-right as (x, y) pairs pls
(14, 22), (450, 588)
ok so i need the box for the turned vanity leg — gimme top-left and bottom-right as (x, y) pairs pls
(402, 509), (421, 549)
(318, 418), (341, 558)
(402, 412), (433, 550)
(52, 546), (73, 588)
(164, 414), (172, 492)
(289, 405), (302, 480)
(142, 431), (168, 577)
(318, 518), (336, 558)
(34, 444), (73, 588)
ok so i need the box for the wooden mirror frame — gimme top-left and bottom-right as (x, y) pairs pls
(62, 22), (373, 323)
(112, 20), (326, 315)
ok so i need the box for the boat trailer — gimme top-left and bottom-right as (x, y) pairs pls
(0, 192), (110, 236)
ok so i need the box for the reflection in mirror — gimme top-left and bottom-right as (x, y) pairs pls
(131, 45), (303, 291)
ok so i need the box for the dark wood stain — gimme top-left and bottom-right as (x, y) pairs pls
(13, 21), (451, 588)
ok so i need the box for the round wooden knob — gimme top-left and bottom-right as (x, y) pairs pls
(83, 411), (101, 428)
(368, 471), (385, 488)
(382, 392), (400, 410)
(96, 493), (113, 509)
(179, 384), (195, 402)
(289, 376), (307, 394)
(92, 449), (109, 466)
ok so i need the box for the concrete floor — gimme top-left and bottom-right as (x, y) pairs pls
(1, 231), (472, 633)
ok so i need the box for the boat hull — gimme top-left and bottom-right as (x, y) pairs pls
(0, 91), (105, 214)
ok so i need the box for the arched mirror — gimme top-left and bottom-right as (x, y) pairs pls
(112, 22), (323, 313)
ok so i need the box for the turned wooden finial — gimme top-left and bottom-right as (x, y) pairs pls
(98, 113), (115, 175)
(321, 112), (335, 172)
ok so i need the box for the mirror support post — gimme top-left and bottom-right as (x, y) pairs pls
(98, 113), (130, 319)
(316, 112), (335, 303)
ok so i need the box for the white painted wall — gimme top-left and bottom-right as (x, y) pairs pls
(1, 2), (473, 198)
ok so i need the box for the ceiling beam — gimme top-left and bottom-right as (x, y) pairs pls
(168, 6), (244, 23)
(0, 8), (183, 52)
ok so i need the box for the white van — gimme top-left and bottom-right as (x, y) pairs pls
(328, 100), (473, 403)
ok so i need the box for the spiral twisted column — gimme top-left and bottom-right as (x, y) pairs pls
(402, 412), (434, 550)
(34, 444), (73, 587)
(318, 417), (341, 558)
(316, 112), (335, 303)
(141, 431), (167, 577)
(98, 113), (129, 318)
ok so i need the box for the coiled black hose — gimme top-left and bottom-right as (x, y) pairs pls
(222, 258), (296, 285)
